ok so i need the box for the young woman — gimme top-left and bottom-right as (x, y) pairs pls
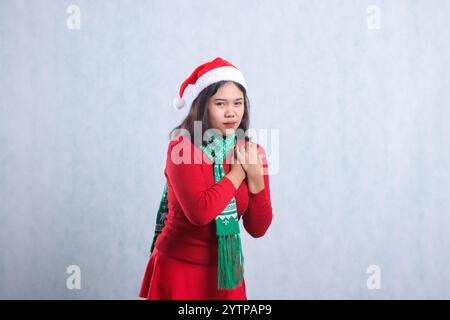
(139, 57), (273, 300)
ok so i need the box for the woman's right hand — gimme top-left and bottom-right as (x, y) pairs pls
(225, 148), (246, 190)
(231, 147), (246, 176)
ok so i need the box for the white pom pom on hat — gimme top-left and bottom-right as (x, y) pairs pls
(172, 56), (247, 110)
(172, 96), (185, 109)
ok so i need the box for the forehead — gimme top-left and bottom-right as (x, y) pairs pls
(213, 82), (244, 99)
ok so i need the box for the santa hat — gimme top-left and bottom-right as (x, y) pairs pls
(173, 57), (248, 109)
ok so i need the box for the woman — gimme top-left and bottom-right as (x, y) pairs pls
(139, 57), (273, 300)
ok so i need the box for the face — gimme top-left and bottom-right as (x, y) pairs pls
(207, 82), (245, 136)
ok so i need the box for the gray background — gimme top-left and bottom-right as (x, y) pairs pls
(1, 0), (449, 299)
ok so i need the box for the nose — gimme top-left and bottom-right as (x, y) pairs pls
(225, 106), (236, 118)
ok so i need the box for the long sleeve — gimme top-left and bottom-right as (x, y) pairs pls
(164, 136), (237, 227)
(242, 145), (273, 238)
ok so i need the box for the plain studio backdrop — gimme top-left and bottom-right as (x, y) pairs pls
(1, 0), (450, 299)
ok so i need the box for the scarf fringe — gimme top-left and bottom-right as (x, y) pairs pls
(217, 234), (244, 290)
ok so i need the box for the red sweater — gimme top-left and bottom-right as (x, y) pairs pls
(154, 135), (273, 265)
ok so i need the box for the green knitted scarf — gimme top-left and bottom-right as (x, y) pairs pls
(149, 131), (244, 290)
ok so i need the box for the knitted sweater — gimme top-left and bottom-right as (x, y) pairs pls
(153, 135), (273, 265)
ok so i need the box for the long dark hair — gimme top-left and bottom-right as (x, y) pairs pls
(169, 80), (251, 148)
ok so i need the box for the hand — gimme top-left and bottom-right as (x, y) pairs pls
(230, 147), (246, 179)
(225, 148), (246, 190)
(235, 141), (264, 179)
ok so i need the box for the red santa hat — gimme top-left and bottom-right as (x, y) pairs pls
(173, 56), (248, 109)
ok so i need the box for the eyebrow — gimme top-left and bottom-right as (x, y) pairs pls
(213, 98), (244, 101)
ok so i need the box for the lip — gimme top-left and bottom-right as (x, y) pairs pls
(223, 122), (237, 128)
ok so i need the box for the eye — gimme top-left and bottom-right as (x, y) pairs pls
(215, 102), (225, 107)
(234, 102), (243, 106)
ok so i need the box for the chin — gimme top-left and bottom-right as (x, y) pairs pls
(222, 128), (236, 136)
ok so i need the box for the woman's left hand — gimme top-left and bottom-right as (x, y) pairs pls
(235, 141), (264, 179)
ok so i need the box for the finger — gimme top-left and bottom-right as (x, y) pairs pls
(248, 142), (256, 154)
(240, 146), (247, 165)
(236, 146), (244, 164)
(258, 153), (265, 164)
(249, 145), (258, 164)
(230, 150), (236, 164)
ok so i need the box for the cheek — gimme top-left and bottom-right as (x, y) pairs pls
(238, 107), (245, 119)
(208, 107), (222, 124)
